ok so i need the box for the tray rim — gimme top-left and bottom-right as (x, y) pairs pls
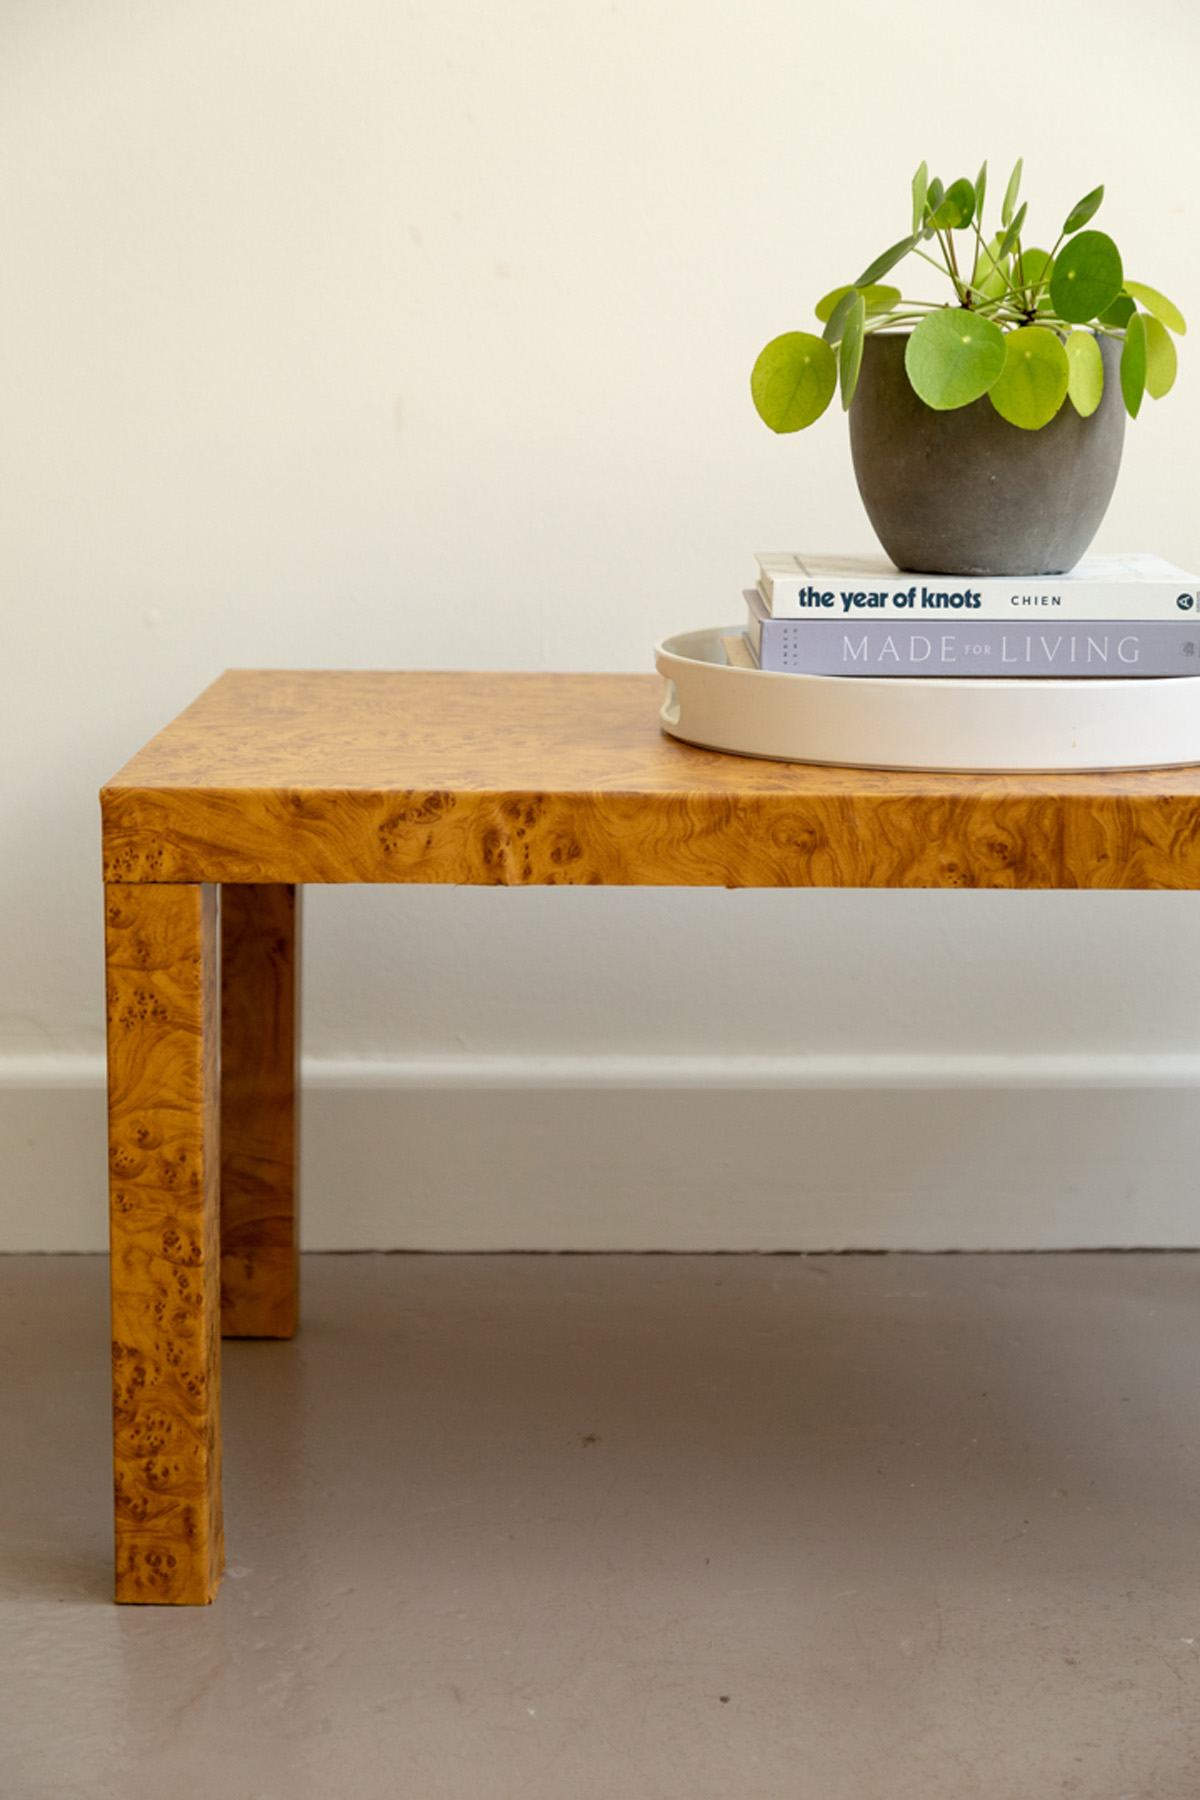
(653, 627), (1200, 774)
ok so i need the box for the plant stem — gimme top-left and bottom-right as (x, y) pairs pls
(911, 242), (965, 292)
(862, 310), (939, 331)
(936, 226), (968, 303)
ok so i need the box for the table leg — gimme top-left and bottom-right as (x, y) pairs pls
(219, 884), (301, 1338)
(105, 882), (223, 1604)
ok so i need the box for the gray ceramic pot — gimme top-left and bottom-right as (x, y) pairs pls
(847, 330), (1125, 576)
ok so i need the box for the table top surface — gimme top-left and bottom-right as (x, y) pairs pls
(103, 669), (1200, 799)
(99, 670), (1200, 890)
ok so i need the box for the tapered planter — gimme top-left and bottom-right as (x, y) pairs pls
(848, 331), (1125, 576)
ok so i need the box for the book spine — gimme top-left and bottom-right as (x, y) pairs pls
(756, 577), (1200, 622)
(749, 618), (1200, 678)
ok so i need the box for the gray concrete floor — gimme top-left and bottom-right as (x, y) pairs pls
(3, 1252), (1200, 1799)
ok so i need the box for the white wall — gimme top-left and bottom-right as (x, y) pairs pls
(3, 0), (1200, 1250)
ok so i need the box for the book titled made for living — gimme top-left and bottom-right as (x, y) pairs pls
(742, 597), (1200, 679)
(754, 552), (1200, 621)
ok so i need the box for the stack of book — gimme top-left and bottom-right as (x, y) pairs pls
(725, 553), (1200, 679)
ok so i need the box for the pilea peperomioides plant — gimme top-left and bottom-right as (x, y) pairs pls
(751, 159), (1186, 435)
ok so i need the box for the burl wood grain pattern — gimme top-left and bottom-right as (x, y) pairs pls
(99, 671), (1200, 890)
(1060, 793), (1200, 890)
(106, 883), (223, 1604)
(220, 884), (300, 1339)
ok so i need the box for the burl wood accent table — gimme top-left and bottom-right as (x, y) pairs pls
(100, 669), (1200, 1603)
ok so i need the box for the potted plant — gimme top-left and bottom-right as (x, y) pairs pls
(750, 160), (1186, 575)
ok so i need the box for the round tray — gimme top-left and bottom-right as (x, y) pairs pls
(654, 627), (1200, 773)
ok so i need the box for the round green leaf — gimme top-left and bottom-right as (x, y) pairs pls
(933, 177), (976, 231)
(862, 284), (902, 317)
(839, 295), (866, 412)
(1144, 314), (1178, 398)
(1099, 293), (1135, 329)
(904, 309), (1008, 410)
(751, 332), (837, 432)
(987, 326), (1069, 430)
(1123, 280), (1186, 336)
(815, 284), (852, 324)
(1048, 230), (1123, 324)
(1120, 311), (1147, 418)
(1062, 185), (1104, 235)
(1016, 247), (1054, 294)
(815, 283), (901, 324)
(1065, 330), (1104, 416)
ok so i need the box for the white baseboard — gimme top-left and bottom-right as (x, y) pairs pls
(3, 1054), (1199, 1252)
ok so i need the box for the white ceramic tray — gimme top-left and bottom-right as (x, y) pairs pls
(655, 627), (1200, 773)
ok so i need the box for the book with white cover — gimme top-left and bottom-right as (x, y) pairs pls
(754, 552), (1200, 621)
